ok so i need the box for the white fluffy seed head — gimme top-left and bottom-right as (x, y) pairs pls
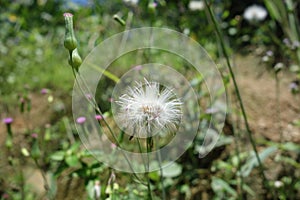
(116, 79), (182, 138)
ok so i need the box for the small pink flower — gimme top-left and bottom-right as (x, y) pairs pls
(19, 97), (25, 103)
(108, 98), (114, 103)
(133, 65), (142, 71)
(111, 143), (117, 149)
(76, 117), (86, 124)
(31, 133), (38, 138)
(63, 12), (73, 17)
(3, 117), (13, 124)
(95, 115), (103, 120)
(205, 107), (218, 114)
(2, 193), (9, 199)
(40, 88), (49, 94)
(86, 94), (92, 100)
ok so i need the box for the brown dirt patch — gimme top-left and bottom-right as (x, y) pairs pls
(232, 55), (300, 142)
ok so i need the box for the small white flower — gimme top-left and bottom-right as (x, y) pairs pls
(116, 79), (182, 138)
(123, 0), (139, 5)
(93, 180), (101, 198)
(274, 180), (283, 188)
(188, 1), (205, 11)
(243, 4), (267, 23)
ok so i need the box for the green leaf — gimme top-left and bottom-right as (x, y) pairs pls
(281, 142), (300, 152)
(211, 177), (237, 197)
(240, 146), (277, 177)
(50, 151), (65, 161)
(65, 155), (81, 167)
(148, 171), (160, 182)
(160, 162), (182, 178)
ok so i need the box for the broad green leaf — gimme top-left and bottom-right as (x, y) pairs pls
(281, 142), (300, 152)
(65, 155), (81, 167)
(211, 177), (237, 197)
(50, 151), (65, 161)
(148, 171), (160, 182)
(160, 162), (182, 178)
(240, 146), (277, 177)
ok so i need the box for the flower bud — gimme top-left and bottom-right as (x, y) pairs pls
(5, 134), (12, 149)
(31, 134), (41, 159)
(113, 14), (125, 26)
(3, 118), (13, 136)
(63, 13), (77, 51)
(71, 48), (82, 71)
(148, 1), (158, 13)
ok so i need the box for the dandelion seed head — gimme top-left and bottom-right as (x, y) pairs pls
(116, 79), (182, 137)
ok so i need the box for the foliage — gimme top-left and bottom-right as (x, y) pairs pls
(1, 0), (300, 200)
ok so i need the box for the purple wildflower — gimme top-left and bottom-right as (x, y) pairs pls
(31, 133), (38, 138)
(76, 117), (86, 124)
(19, 97), (25, 103)
(95, 115), (103, 120)
(85, 94), (92, 100)
(2, 193), (9, 199)
(283, 38), (290, 46)
(205, 107), (218, 114)
(111, 143), (117, 149)
(3, 118), (13, 124)
(40, 88), (49, 94)
(63, 12), (73, 17)
(266, 50), (273, 57)
(289, 81), (299, 93)
(133, 65), (142, 71)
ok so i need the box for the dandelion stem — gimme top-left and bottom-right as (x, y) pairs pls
(146, 131), (153, 200)
(157, 145), (166, 200)
(204, 0), (274, 197)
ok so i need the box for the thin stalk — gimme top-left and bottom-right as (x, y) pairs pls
(275, 73), (283, 142)
(33, 159), (53, 200)
(157, 144), (166, 200)
(137, 138), (147, 171)
(19, 168), (25, 200)
(204, 0), (273, 197)
(233, 126), (244, 199)
(146, 131), (153, 200)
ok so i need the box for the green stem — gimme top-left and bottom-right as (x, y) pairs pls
(33, 159), (53, 200)
(146, 133), (153, 200)
(275, 73), (283, 142)
(157, 144), (166, 200)
(204, 0), (273, 197)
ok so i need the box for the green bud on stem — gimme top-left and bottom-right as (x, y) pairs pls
(31, 135), (41, 159)
(63, 13), (77, 51)
(71, 48), (82, 71)
(113, 14), (126, 26)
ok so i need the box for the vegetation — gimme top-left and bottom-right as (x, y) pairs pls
(1, 0), (299, 199)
